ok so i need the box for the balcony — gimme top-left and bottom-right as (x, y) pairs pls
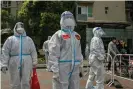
(77, 14), (87, 21)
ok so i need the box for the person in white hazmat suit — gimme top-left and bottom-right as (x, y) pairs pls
(42, 36), (51, 70)
(1, 22), (37, 89)
(85, 27), (106, 89)
(85, 43), (89, 60)
(48, 11), (83, 89)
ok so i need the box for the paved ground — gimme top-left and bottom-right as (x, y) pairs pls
(2, 69), (133, 89)
(1, 60), (133, 89)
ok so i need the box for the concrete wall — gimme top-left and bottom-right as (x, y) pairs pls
(91, 1), (126, 22)
(10, 1), (17, 17)
(10, 1), (23, 17)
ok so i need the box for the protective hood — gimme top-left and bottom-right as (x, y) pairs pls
(92, 27), (105, 37)
(60, 11), (76, 31)
(13, 22), (26, 36)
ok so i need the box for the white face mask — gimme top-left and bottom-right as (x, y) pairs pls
(16, 28), (25, 34)
(63, 18), (75, 29)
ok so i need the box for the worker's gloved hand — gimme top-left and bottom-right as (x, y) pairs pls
(98, 55), (105, 61)
(53, 72), (59, 78)
(33, 61), (37, 68)
(1, 67), (8, 74)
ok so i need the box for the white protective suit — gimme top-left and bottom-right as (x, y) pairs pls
(42, 36), (51, 70)
(85, 43), (89, 60)
(48, 11), (83, 89)
(85, 27), (106, 89)
(1, 22), (37, 89)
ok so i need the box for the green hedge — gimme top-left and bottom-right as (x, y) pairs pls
(38, 57), (45, 64)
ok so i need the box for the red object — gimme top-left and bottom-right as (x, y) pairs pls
(62, 34), (70, 39)
(30, 68), (40, 89)
(75, 35), (81, 40)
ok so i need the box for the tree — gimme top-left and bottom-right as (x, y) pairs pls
(1, 10), (8, 29)
(17, 1), (87, 58)
(1, 9), (16, 29)
(18, 1), (75, 48)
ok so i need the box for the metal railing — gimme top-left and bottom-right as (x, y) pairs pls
(107, 54), (133, 87)
(105, 53), (114, 87)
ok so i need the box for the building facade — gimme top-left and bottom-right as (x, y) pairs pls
(1, 1), (23, 17)
(76, 1), (133, 53)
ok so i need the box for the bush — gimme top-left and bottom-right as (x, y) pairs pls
(38, 58), (45, 64)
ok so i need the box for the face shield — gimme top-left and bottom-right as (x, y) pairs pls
(60, 11), (76, 31)
(93, 27), (106, 37)
(15, 22), (25, 34)
(99, 28), (105, 36)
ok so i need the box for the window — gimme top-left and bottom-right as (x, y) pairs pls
(78, 7), (81, 14)
(105, 7), (109, 14)
(77, 5), (93, 21)
(77, 6), (93, 17)
(8, 1), (11, 6)
(2, 1), (11, 7)
(3, 1), (8, 7)
(3, 1), (7, 4)
(78, 6), (87, 15)
(88, 7), (92, 17)
(82, 6), (87, 14)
